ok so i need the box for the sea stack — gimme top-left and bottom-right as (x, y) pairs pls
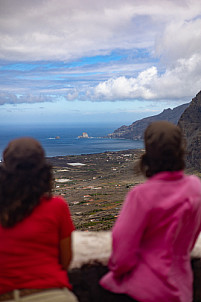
(78, 132), (89, 139)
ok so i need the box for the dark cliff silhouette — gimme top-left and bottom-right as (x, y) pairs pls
(178, 91), (201, 172)
(108, 103), (189, 140)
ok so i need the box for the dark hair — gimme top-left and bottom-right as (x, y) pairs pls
(139, 121), (185, 178)
(0, 137), (53, 228)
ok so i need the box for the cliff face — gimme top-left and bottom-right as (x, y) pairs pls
(108, 103), (189, 140)
(178, 91), (201, 172)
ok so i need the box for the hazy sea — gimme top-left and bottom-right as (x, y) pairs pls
(0, 123), (144, 158)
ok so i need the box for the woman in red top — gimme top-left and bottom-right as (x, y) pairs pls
(0, 137), (78, 302)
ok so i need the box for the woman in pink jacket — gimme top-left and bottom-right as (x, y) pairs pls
(100, 121), (201, 302)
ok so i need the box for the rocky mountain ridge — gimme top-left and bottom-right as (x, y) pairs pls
(108, 103), (189, 140)
(178, 91), (201, 172)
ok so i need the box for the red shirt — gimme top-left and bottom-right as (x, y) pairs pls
(0, 196), (75, 294)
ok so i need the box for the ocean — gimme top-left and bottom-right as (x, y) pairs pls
(0, 123), (144, 158)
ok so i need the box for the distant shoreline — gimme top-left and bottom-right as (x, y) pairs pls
(0, 124), (144, 158)
(46, 148), (144, 159)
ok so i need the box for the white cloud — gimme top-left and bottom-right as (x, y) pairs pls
(0, 0), (201, 105)
(93, 67), (157, 100)
(67, 90), (79, 101)
(0, 91), (53, 105)
(93, 53), (201, 101)
(0, 0), (200, 61)
(155, 18), (201, 64)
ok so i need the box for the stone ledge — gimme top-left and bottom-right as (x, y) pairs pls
(70, 231), (111, 269)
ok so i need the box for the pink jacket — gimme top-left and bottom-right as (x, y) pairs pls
(100, 171), (201, 302)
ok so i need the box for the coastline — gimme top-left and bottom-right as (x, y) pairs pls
(48, 149), (145, 231)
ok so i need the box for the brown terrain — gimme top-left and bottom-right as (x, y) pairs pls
(48, 149), (145, 231)
(48, 149), (201, 232)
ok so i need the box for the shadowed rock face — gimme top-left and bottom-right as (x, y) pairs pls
(178, 91), (201, 172)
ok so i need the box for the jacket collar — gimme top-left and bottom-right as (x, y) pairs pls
(150, 170), (184, 181)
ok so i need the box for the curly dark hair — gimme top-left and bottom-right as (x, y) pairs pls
(0, 137), (53, 228)
(139, 121), (185, 178)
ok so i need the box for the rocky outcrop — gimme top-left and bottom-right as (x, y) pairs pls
(78, 132), (89, 139)
(108, 103), (189, 140)
(69, 231), (201, 302)
(178, 91), (201, 172)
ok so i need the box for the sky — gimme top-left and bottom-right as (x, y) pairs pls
(0, 0), (201, 125)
